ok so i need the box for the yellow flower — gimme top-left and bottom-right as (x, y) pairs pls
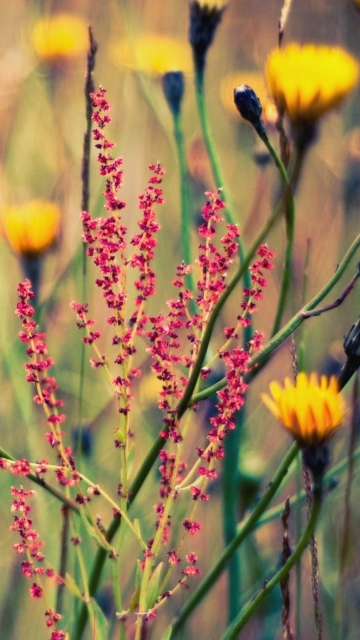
(32, 13), (88, 64)
(261, 372), (345, 447)
(266, 43), (358, 123)
(1, 200), (60, 258)
(110, 35), (192, 76)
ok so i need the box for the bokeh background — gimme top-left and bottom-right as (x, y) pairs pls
(0, 1), (360, 639)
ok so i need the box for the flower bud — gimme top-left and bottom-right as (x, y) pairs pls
(234, 84), (262, 123)
(162, 71), (185, 116)
(344, 316), (360, 358)
(189, 1), (226, 73)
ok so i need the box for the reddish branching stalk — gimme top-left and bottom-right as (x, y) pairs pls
(10, 486), (65, 639)
(16, 280), (77, 482)
(281, 498), (294, 640)
(72, 89), (164, 473)
(136, 191), (274, 623)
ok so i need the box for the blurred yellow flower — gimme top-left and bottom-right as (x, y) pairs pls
(261, 372), (344, 447)
(32, 13), (88, 64)
(196, 0), (226, 5)
(110, 34), (192, 76)
(266, 43), (358, 123)
(1, 200), (60, 258)
(220, 71), (277, 125)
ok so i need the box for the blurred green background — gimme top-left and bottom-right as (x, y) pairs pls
(0, 1), (360, 639)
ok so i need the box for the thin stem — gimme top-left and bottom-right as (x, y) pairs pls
(194, 67), (235, 226)
(77, 28), (97, 460)
(173, 110), (193, 278)
(220, 482), (323, 640)
(223, 410), (243, 622)
(270, 147), (297, 337)
(194, 65), (252, 336)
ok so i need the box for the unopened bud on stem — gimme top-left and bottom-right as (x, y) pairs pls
(233, 84), (265, 135)
(162, 71), (185, 116)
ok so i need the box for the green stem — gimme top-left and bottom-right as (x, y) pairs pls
(173, 109), (195, 296)
(169, 442), (300, 637)
(223, 409), (243, 622)
(173, 110), (191, 266)
(191, 232), (360, 405)
(194, 64), (253, 344)
(194, 67), (235, 226)
(257, 128), (296, 337)
(194, 65), (252, 331)
(219, 482), (323, 640)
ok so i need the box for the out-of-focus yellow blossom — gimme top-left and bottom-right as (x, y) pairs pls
(266, 43), (358, 123)
(196, 0), (226, 6)
(32, 14), (88, 64)
(261, 372), (345, 447)
(110, 35), (192, 76)
(220, 71), (277, 125)
(1, 200), (60, 258)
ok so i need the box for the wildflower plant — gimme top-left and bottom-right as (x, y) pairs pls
(1, 3), (360, 640)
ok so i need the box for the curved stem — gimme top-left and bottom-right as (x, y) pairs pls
(173, 110), (196, 300)
(220, 481), (322, 640)
(173, 110), (191, 267)
(194, 68), (235, 226)
(194, 65), (252, 333)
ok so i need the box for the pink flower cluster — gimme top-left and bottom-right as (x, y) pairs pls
(10, 487), (64, 637)
(16, 280), (68, 454)
(72, 88), (164, 428)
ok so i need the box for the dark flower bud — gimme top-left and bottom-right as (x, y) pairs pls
(162, 71), (185, 116)
(234, 84), (263, 129)
(189, 1), (226, 74)
(344, 316), (360, 358)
